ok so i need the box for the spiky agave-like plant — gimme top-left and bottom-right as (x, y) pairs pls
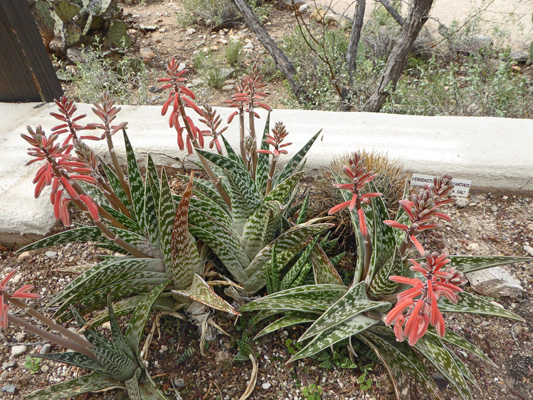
(242, 153), (531, 399)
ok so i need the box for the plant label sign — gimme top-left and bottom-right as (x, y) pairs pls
(411, 173), (471, 197)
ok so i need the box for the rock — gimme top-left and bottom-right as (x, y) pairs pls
(526, 223), (533, 232)
(186, 28), (196, 35)
(14, 332), (25, 341)
(221, 84), (234, 92)
(0, 384), (16, 394)
(214, 350), (232, 364)
(467, 243), (480, 251)
(311, 7), (327, 23)
(178, 63), (186, 72)
(510, 51), (529, 63)
(174, 377), (185, 388)
(455, 198), (469, 208)
(40, 344), (52, 355)
(243, 42), (254, 51)
(189, 78), (204, 87)
(2, 361), (16, 369)
(524, 245), (533, 257)
(262, 382), (272, 390)
(160, 28), (167, 33)
(490, 205), (498, 212)
(466, 267), (524, 298)
(299, 4), (309, 13)
(40, 365), (49, 373)
(140, 47), (155, 64)
(45, 251), (57, 258)
(17, 251), (30, 261)
(11, 273), (21, 284)
(140, 25), (159, 31)
(11, 345), (28, 357)
(0, 371), (8, 381)
(466, 34), (493, 53)
(210, 45), (219, 52)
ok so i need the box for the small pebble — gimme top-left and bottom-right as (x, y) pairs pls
(40, 365), (49, 373)
(14, 332), (25, 341)
(40, 344), (52, 355)
(262, 382), (272, 390)
(2, 361), (16, 369)
(0, 371), (8, 381)
(11, 345), (28, 357)
(0, 384), (16, 394)
(174, 377), (185, 388)
(45, 251), (57, 258)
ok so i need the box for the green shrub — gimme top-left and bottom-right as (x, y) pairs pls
(225, 40), (244, 66)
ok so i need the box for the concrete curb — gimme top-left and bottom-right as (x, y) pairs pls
(1, 102), (532, 245)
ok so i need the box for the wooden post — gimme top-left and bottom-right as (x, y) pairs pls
(0, 0), (63, 102)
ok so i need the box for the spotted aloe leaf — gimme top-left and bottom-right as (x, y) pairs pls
(263, 171), (304, 204)
(279, 235), (320, 290)
(91, 345), (138, 382)
(255, 112), (271, 195)
(450, 351), (480, 389)
(366, 181), (396, 284)
(17, 226), (105, 252)
(125, 368), (142, 400)
(50, 257), (166, 310)
(255, 311), (319, 339)
(158, 169), (176, 269)
(124, 132), (145, 232)
(144, 174), (161, 256)
(299, 282), (389, 341)
(241, 200), (283, 260)
(414, 334), (472, 400)
(24, 372), (123, 400)
(393, 181), (410, 246)
(177, 173), (226, 212)
(140, 373), (172, 400)
(107, 295), (136, 361)
(289, 314), (378, 362)
(311, 245), (344, 286)
(32, 352), (109, 376)
(220, 133), (247, 169)
(100, 159), (134, 217)
(125, 280), (170, 354)
(243, 223), (334, 293)
(101, 205), (140, 234)
(273, 130), (320, 186)
(266, 245), (280, 294)
(241, 284), (348, 313)
(188, 224), (249, 283)
(171, 177), (201, 289)
(368, 247), (403, 298)
(196, 148), (261, 231)
(172, 274), (239, 315)
(360, 328), (444, 400)
(425, 326), (496, 367)
(439, 291), (525, 321)
(449, 256), (531, 274)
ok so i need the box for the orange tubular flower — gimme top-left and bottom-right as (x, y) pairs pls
(385, 236), (466, 345)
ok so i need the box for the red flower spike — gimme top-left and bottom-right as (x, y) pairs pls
(0, 296), (9, 330)
(0, 270), (16, 289)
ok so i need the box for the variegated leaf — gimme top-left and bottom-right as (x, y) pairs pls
(189, 224), (249, 283)
(279, 236), (319, 290)
(241, 200), (283, 260)
(289, 314), (378, 362)
(263, 172), (304, 204)
(247, 309), (281, 329)
(32, 352), (109, 376)
(450, 255), (531, 274)
(158, 169), (176, 269)
(439, 291), (525, 321)
(144, 174), (161, 257)
(77, 180), (109, 208)
(140, 373), (172, 400)
(368, 247), (403, 298)
(450, 351), (480, 389)
(255, 312), (318, 339)
(311, 245), (344, 286)
(291, 262), (313, 288)
(18, 226), (104, 253)
(296, 191), (310, 225)
(274, 131), (320, 186)
(255, 113), (271, 196)
(125, 280), (170, 353)
(100, 157), (133, 215)
(70, 306), (109, 348)
(92, 345), (138, 381)
(172, 274), (240, 315)
(221, 133), (247, 169)
(50, 257), (166, 308)
(101, 205), (141, 233)
(425, 327), (496, 367)
(177, 173), (227, 213)
(187, 197), (237, 237)
(171, 177), (201, 289)
(367, 181), (396, 284)
(107, 295), (135, 361)
(415, 334), (472, 400)
(393, 181), (411, 246)
(125, 368), (142, 400)
(266, 245), (280, 294)
(24, 372), (123, 400)
(145, 155), (160, 201)
(245, 224), (334, 281)
(109, 227), (154, 257)
(361, 328), (444, 400)
(124, 132), (145, 231)
(300, 282), (389, 341)
(240, 284), (348, 313)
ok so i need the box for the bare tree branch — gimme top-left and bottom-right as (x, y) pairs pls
(346, 0), (366, 77)
(376, 0), (405, 26)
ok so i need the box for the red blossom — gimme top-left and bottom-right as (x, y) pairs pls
(328, 153), (381, 237)
(385, 236), (466, 345)
(257, 122), (292, 160)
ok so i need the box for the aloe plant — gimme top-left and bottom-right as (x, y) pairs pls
(0, 272), (170, 400)
(19, 96), (238, 335)
(157, 59), (333, 294)
(242, 153), (531, 400)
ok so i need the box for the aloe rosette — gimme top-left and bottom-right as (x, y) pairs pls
(241, 153), (530, 400)
(19, 97), (239, 331)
